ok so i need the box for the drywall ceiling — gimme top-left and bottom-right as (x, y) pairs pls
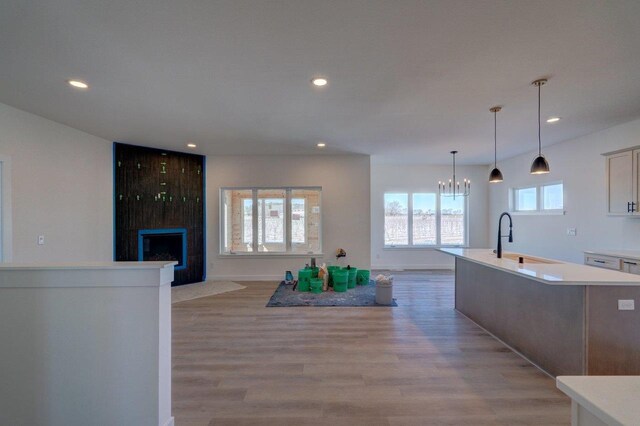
(1, 0), (640, 164)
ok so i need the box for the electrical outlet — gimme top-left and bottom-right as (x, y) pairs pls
(567, 228), (577, 236)
(618, 299), (635, 311)
(37, 235), (45, 245)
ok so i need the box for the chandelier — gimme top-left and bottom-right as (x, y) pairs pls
(438, 150), (470, 200)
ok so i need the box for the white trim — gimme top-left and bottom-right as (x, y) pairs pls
(207, 274), (283, 281)
(383, 245), (468, 250)
(510, 210), (566, 216)
(162, 416), (175, 426)
(0, 156), (13, 262)
(218, 253), (323, 258)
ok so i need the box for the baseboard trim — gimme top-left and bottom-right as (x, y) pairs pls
(206, 274), (283, 282)
(371, 264), (454, 271)
(162, 416), (175, 426)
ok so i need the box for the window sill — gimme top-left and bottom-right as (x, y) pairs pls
(219, 253), (324, 259)
(510, 210), (565, 216)
(383, 245), (468, 250)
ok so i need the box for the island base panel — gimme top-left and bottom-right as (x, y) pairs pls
(455, 257), (585, 376)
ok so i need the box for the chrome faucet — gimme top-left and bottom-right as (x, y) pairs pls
(496, 212), (513, 259)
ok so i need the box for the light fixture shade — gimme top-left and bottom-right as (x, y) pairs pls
(489, 167), (504, 183)
(530, 155), (550, 174)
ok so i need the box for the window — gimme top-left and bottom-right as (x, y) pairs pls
(412, 193), (436, 245)
(511, 182), (564, 213)
(290, 189), (321, 254)
(440, 195), (465, 245)
(291, 198), (306, 244)
(384, 193), (408, 245)
(242, 199), (253, 244)
(221, 187), (321, 255)
(0, 156), (11, 262)
(514, 187), (538, 211)
(542, 183), (563, 210)
(384, 192), (467, 247)
(258, 190), (286, 251)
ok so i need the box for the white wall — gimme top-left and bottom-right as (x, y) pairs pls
(371, 163), (490, 270)
(206, 155), (371, 280)
(0, 102), (112, 262)
(489, 118), (640, 263)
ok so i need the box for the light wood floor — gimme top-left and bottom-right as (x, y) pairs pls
(172, 271), (571, 425)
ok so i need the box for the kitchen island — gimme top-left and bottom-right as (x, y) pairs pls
(439, 248), (640, 376)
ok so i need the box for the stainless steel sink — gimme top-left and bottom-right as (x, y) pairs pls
(501, 253), (560, 264)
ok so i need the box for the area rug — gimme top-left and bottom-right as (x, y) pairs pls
(172, 281), (246, 304)
(266, 281), (397, 307)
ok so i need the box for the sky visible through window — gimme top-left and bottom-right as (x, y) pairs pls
(543, 184), (563, 210)
(516, 187), (537, 211)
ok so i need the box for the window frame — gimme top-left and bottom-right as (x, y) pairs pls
(383, 191), (468, 249)
(220, 186), (322, 257)
(0, 156), (12, 262)
(510, 181), (565, 215)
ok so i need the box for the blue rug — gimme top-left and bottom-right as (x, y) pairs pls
(266, 281), (397, 307)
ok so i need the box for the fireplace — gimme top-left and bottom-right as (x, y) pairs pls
(138, 228), (187, 270)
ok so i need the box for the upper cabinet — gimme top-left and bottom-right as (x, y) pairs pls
(604, 146), (640, 215)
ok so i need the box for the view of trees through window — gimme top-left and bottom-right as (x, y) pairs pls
(384, 192), (465, 246)
(413, 193), (437, 245)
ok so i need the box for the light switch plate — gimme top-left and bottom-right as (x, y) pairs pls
(37, 235), (45, 245)
(567, 228), (577, 236)
(618, 299), (635, 310)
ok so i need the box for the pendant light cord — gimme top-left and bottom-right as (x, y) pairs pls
(538, 83), (542, 156)
(494, 110), (497, 167)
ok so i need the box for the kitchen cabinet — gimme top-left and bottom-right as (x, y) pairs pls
(584, 250), (640, 275)
(603, 146), (640, 215)
(622, 258), (640, 274)
(584, 253), (621, 270)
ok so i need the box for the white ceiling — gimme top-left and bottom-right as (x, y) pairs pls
(1, 0), (640, 164)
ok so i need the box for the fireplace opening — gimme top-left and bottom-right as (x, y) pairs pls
(138, 228), (187, 270)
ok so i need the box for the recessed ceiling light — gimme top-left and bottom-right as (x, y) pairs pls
(187, 143), (197, 148)
(311, 77), (328, 87)
(317, 142), (326, 148)
(67, 80), (88, 89)
(546, 117), (561, 123)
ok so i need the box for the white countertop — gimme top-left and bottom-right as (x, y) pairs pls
(585, 249), (640, 261)
(557, 376), (640, 426)
(0, 261), (177, 270)
(439, 248), (640, 285)
(0, 261), (177, 288)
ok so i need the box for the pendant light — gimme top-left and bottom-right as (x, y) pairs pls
(530, 78), (550, 174)
(489, 106), (504, 183)
(438, 150), (470, 200)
